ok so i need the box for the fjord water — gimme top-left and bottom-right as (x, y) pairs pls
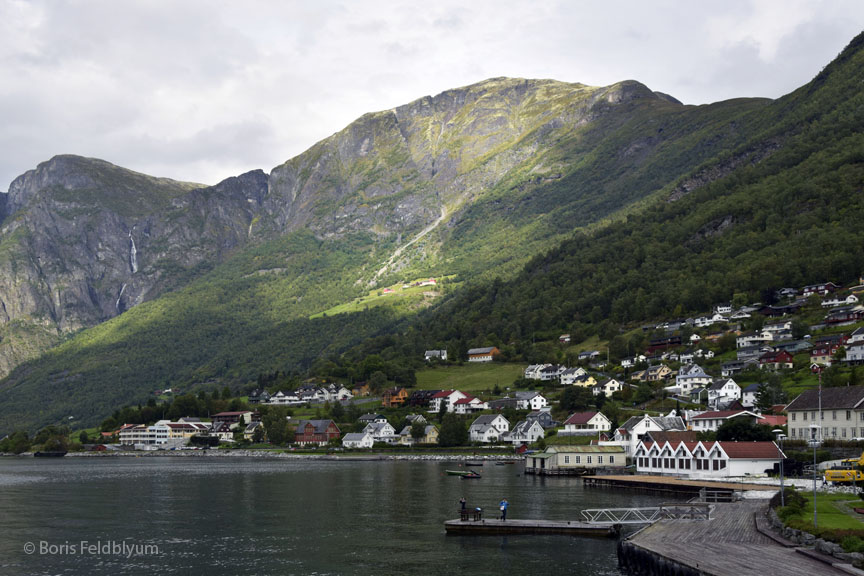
(0, 457), (668, 575)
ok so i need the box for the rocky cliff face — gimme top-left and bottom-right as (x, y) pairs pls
(265, 78), (677, 239)
(0, 156), (268, 374)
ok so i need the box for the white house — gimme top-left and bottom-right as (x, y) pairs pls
(707, 378), (742, 409)
(675, 364), (712, 395)
(453, 396), (489, 414)
(690, 410), (763, 432)
(599, 414), (687, 456)
(469, 415), (510, 443)
(592, 378), (623, 397)
(634, 439), (782, 478)
(559, 366), (589, 385)
(847, 342), (864, 364)
(823, 294), (859, 308)
(515, 391), (548, 410)
(741, 383), (760, 408)
(363, 421), (398, 443)
(268, 391), (303, 406)
(424, 349), (448, 361)
(737, 333), (772, 349)
(342, 432), (374, 449)
(506, 420), (545, 445)
(428, 390), (468, 414)
(561, 411), (611, 435)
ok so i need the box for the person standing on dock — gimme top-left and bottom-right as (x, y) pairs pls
(460, 497), (466, 510)
(499, 498), (508, 521)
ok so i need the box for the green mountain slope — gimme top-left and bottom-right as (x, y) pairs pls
(394, 33), (864, 358)
(0, 51), (844, 433)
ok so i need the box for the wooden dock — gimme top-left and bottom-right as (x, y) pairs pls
(585, 474), (774, 497)
(445, 518), (620, 537)
(619, 500), (860, 576)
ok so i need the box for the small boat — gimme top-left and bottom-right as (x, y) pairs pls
(495, 461), (517, 466)
(460, 472), (482, 479)
(465, 461), (484, 467)
(34, 451), (68, 457)
(446, 469), (474, 476)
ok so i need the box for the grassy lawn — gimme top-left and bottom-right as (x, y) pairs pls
(415, 362), (527, 394)
(796, 493), (864, 531)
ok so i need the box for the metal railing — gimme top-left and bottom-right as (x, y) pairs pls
(581, 503), (712, 524)
(581, 507), (664, 524)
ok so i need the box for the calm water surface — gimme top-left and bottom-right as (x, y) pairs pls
(0, 457), (670, 575)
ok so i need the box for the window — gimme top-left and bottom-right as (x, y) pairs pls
(848, 411), (852, 421)
(832, 427), (837, 437)
(833, 411), (837, 420)
(564, 455), (570, 464)
(587, 456), (593, 464)
(598, 456), (603, 464)
(843, 428), (847, 438)
(575, 456), (581, 464)
(609, 456), (615, 464)
(803, 412), (808, 421)
(791, 413), (796, 421)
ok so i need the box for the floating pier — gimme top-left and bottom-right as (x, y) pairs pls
(444, 518), (620, 537)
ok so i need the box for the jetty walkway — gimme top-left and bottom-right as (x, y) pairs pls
(619, 499), (861, 576)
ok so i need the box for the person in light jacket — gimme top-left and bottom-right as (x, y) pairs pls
(499, 498), (508, 521)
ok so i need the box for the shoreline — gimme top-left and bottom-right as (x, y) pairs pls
(1, 450), (520, 462)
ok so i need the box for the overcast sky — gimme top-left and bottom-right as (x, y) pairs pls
(1, 1), (863, 190)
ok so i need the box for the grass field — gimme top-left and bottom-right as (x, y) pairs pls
(796, 493), (864, 531)
(415, 362), (527, 394)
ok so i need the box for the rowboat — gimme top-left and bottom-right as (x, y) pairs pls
(465, 461), (484, 467)
(460, 472), (482, 479)
(446, 469), (474, 476)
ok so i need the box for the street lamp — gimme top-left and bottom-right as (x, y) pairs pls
(809, 423), (822, 529)
(773, 429), (786, 507)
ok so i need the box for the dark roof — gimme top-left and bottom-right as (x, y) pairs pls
(294, 419), (338, 434)
(467, 347), (497, 355)
(645, 430), (698, 444)
(564, 412), (599, 425)
(786, 386), (864, 411)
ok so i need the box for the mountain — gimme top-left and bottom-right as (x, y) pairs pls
(1, 52), (837, 433)
(380, 32), (864, 362)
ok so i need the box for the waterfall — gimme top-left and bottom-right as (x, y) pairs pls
(129, 232), (138, 274)
(115, 283), (127, 312)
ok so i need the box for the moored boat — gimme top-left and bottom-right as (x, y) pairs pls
(34, 451), (68, 457)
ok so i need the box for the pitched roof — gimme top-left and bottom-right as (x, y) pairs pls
(718, 441), (782, 459)
(471, 414), (506, 427)
(691, 410), (760, 420)
(645, 430), (698, 444)
(786, 386), (864, 411)
(295, 419), (338, 434)
(468, 347), (497, 355)
(564, 412), (600, 425)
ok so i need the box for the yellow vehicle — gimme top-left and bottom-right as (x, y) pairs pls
(824, 455), (864, 484)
